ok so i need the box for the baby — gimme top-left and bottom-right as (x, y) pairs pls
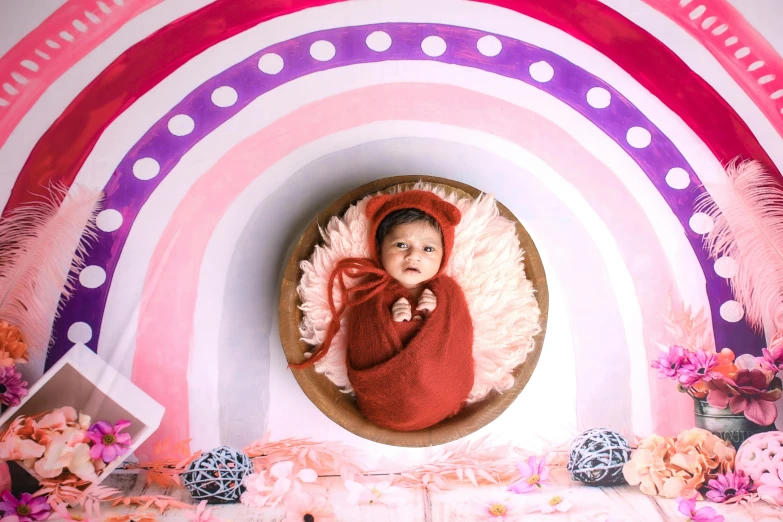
(294, 190), (475, 432)
(376, 208), (441, 323)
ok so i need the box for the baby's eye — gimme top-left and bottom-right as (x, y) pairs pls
(395, 242), (408, 249)
(423, 246), (435, 253)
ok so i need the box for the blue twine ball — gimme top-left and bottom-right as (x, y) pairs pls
(181, 445), (253, 503)
(567, 428), (631, 486)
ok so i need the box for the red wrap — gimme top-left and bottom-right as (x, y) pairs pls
(292, 190), (475, 431)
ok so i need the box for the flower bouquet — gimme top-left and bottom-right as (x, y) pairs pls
(652, 337), (782, 428)
(0, 406), (132, 485)
(650, 299), (782, 446)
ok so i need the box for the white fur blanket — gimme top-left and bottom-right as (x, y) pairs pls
(297, 183), (541, 403)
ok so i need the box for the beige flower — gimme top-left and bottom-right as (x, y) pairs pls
(623, 428), (735, 499)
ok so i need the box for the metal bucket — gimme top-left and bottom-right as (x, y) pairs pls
(694, 399), (775, 449)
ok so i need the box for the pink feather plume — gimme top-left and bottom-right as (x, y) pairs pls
(0, 184), (102, 366)
(695, 159), (783, 333)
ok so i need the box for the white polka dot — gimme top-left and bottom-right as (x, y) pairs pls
(714, 256), (738, 278)
(258, 53), (284, 74)
(211, 86), (237, 108)
(665, 167), (690, 189)
(421, 36), (447, 57)
(689, 212), (714, 234)
(529, 61), (554, 82)
(79, 265), (106, 289)
(720, 301), (744, 322)
(477, 35), (502, 57)
(586, 87), (611, 108)
(96, 209), (123, 232)
(132, 158), (160, 181)
(366, 31), (392, 52)
(310, 40), (336, 61)
(626, 127), (652, 148)
(168, 114), (194, 136)
(68, 322), (92, 344)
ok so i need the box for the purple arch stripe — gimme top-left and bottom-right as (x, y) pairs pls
(46, 22), (764, 369)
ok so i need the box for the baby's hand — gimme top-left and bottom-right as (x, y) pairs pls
(392, 297), (412, 322)
(416, 289), (437, 317)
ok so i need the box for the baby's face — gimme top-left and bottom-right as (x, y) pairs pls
(380, 221), (444, 289)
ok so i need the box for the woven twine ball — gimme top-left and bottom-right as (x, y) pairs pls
(736, 431), (783, 482)
(567, 428), (632, 486)
(181, 445), (253, 503)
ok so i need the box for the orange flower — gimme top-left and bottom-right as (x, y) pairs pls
(0, 320), (28, 367)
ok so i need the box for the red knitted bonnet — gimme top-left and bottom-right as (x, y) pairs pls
(365, 190), (462, 274)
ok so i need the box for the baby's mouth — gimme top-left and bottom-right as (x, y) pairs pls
(404, 267), (420, 273)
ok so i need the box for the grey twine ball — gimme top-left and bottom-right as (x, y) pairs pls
(181, 445), (254, 503)
(567, 428), (631, 486)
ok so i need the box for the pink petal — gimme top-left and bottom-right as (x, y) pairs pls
(744, 399), (777, 426)
(677, 498), (695, 517)
(707, 390), (729, 408)
(89, 444), (104, 461)
(728, 395), (748, 414)
(101, 443), (118, 463)
(113, 420), (131, 433)
(91, 421), (113, 435)
(115, 433), (132, 446)
(508, 482), (534, 494)
(84, 430), (103, 445)
(516, 460), (533, 477)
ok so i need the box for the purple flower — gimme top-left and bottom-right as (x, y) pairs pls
(0, 491), (51, 522)
(86, 420), (132, 463)
(705, 470), (753, 503)
(651, 345), (687, 379)
(678, 350), (719, 387)
(508, 456), (549, 494)
(676, 497), (724, 522)
(0, 366), (28, 407)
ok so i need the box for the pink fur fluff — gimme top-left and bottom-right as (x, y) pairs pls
(297, 184), (541, 403)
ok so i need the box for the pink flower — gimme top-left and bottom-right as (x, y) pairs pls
(760, 340), (783, 373)
(536, 494), (572, 514)
(85, 420), (131, 463)
(241, 471), (272, 507)
(706, 370), (782, 426)
(0, 492), (51, 522)
(678, 350), (719, 387)
(705, 470), (753, 503)
(474, 497), (521, 521)
(757, 468), (783, 506)
(508, 456), (549, 494)
(676, 497), (724, 522)
(283, 491), (334, 522)
(0, 366), (28, 407)
(185, 501), (224, 522)
(651, 345), (687, 379)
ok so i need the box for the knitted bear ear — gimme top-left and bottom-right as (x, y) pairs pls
(437, 199), (462, 227)
(365, 194), (391, 220)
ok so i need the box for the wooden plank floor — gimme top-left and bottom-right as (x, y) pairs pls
(99, 469), (783, 521)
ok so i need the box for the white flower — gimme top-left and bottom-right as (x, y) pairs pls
(538, 494), (572, 514)
(344, 480), (400, 506)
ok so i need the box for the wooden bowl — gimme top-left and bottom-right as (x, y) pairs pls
(279, 176), (548, 447)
